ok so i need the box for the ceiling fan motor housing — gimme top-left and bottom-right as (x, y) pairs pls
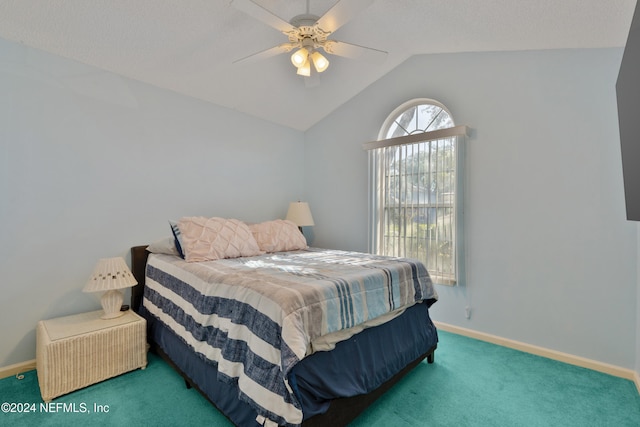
(288, 14), (330, 49)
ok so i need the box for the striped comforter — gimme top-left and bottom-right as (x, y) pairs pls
(143, 248), (437, 426)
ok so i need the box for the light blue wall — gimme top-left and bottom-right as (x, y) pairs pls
(0, 39), (304, 366)
(305, 49), (638, 369)
(2, 38), (638, 373)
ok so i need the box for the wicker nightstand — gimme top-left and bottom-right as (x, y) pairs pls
(36, 309), (147, 402)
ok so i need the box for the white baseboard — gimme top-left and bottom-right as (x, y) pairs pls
(0, 359), (36, 380)
(434, 321), (638, 384)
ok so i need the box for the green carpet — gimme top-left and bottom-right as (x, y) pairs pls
(1, 331), (639, 426)
(351, 332), (640, 426)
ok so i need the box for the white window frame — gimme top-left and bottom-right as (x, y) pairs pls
(363, 98), (468, 286)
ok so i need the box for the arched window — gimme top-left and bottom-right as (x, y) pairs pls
(364, 99), (468, 285)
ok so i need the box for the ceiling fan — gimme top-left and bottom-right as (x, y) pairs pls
(231, 0), (387, 79)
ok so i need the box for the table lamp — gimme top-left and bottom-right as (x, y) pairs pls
(286, 201), (315, 233)
(83, 257), (137, 319)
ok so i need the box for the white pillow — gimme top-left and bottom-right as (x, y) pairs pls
(178, 217), (264, 262)
(147, 237), (180, 256)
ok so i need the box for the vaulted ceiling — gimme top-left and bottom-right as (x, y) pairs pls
(0, 0), (636, 131)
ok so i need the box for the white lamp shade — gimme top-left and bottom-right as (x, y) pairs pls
(83, 257), (137, 292)
(296, 58), (311, 76)
(286, 202), (315, 227)
(291, 48), (309, 67)
(311, 51), (329, 73)
(83, 257), (137, 319)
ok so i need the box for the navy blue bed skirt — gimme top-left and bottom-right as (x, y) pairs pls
(140, 302), (438, 426)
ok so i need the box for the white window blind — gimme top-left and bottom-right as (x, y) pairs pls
(364, 100), (468, 286)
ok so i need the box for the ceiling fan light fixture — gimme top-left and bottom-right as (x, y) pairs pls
(291, 48), (309, 68)
(296, 58), (311, 76)
(232, 0), (387, 80)
(311, 51), (329, 72)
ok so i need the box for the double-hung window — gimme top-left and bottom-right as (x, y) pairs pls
(364, 99), (467, 285)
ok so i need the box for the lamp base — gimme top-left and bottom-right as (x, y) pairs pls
(100, 289), (125, 319)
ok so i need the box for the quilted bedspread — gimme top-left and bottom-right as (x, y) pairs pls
(142, 248), (437, 426)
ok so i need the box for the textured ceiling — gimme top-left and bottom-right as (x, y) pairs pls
(0, 0), (636, 131)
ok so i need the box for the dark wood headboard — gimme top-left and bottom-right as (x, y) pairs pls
(130, 245), (150, 313)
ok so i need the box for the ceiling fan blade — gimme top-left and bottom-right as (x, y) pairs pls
(233, 43), (298, 64)
(322, 40), (387, 64)
(231, 0), (297, 34)
(316, 0), (375, 33)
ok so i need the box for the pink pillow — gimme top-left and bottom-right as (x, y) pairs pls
(178, 217), (264, 262)
(249, 219), (308, 253)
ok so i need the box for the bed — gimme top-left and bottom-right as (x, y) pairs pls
(130, 218), (439, 427)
